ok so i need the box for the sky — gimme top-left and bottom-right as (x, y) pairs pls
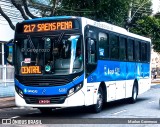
(152, 0), (160, 14)
(0, 22), (14, 42)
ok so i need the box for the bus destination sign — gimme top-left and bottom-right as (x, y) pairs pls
(23, 21), (73, 33)
(21, 66), (41, 74)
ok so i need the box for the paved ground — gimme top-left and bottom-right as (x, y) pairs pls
(0, 97), (15, 109)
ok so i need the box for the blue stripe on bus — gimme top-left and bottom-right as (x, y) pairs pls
(15, 74), (84, 96)
(23, 16), (73, 23)
(87, 60), (150, 83)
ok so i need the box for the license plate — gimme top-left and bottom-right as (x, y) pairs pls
(21, 66), (41, 74)
(39, 99), (50, 104)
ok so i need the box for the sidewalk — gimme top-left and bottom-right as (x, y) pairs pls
(0, 83), (14, 97)
(0, 97), (15, 109)
(0, 83), (15, 109)
(151, 78), (160, 84)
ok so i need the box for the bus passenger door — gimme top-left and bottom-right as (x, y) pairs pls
(84, 29), (98, 105)
(86, 37), (97, 76)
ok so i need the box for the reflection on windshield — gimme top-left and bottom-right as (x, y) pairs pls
(15, 34), (83, 75)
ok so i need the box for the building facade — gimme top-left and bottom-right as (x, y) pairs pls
(151, 48), (160, 75)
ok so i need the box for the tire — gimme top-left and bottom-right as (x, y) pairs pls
(38, 108), (53, 114)
(129, 83), (138, 103)
(91, 87), (103, 113)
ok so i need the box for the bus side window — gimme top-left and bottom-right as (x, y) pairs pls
(127, 39), (134, 61)
(109, 34), (119, 60)
(146, 42), (151, 62)
(141, 42), (147, 62)
(98, 32), (109, 59)
(134, 41), (140, 61)
(119, 37), (127, 61)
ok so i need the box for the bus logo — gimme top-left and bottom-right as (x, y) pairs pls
(59, 88), (67, 93)
(42, 89), (46, 94)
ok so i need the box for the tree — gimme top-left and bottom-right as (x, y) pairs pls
(0, 0), (132, 30)
(130, 16), (160, 52)
(125, 0), (152, 29)
(0, 0), (40, 30)
(127, 0), (160, 53)
(2, 0), (160, 53)
(61, 0), (131, 26)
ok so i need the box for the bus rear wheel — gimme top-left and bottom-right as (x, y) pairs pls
(91, 87), (103, 113)
(129, 83), (138, 103)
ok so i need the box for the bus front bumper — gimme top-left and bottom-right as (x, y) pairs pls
(15, 90), (85, 108)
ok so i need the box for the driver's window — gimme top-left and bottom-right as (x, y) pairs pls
(87, 38), (96, 64)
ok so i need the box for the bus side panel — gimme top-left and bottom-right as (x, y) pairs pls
(83, 78), (94, 106)
(125, 62), (136, 98)
(87, 60), (127, 102)
(137, 63), (150, 94)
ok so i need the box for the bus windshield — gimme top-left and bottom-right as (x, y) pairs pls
(15, 34), (83, 75)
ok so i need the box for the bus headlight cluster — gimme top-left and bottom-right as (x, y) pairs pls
(15, 86), (24, 98)
(68, 83), (83, 97)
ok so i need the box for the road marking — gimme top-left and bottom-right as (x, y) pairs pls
(112, 110), (127, 115)
(148, 101), (155, 103)
(28, 112), (40, 115)
(12, 107), (19, 109)
(29, 108), (38, 110)
(12, 107), (25, 109)
(10, 116), (20, 119)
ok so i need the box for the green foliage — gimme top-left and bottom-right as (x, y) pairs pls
(38, 0), (160, 52)
(130, 16), (160, 52)
(58, 0), (130, 26)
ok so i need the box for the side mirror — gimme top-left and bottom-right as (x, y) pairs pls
(4, 39), (14, 65)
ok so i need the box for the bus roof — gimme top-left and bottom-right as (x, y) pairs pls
(20, 16), (151, 42)
(81, 17), (151, 42)
(22, 16), (75, 23)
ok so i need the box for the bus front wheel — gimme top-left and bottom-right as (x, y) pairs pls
(91, 87), (103, 113)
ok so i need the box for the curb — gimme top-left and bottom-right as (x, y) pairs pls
(151, 82), (160, 84)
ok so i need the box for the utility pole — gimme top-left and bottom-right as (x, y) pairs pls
(126, 0), (149, 31)
(127, 0), (133, 31)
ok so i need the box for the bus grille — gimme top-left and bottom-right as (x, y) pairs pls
(16, 76), (71, 86)
(24, 95), (67, 104)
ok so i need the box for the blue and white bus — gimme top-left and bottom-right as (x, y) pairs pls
(6, 16), (151, 113)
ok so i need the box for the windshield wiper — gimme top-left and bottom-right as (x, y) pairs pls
(57, 32), (64, 44)
(27, 35), (37, 54)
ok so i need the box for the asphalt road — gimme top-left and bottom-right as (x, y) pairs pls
(0, 84), (160, 127)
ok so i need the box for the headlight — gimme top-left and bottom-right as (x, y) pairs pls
(68, 83), (83, 97)
(68, 88), (75, 96)
(15, 86), (24, 98)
